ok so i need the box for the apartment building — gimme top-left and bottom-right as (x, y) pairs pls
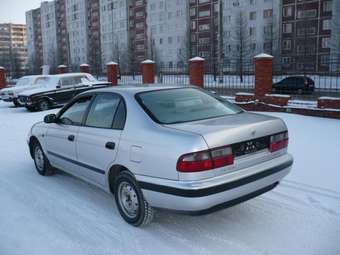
(281, 0), (340, 72)
(86, 0), (102, 73)
(100, 0), (129, 72)
(65, 0), (88, 68)
(128, 0), (148, 71)
(41, 1), (58, 69)
(222, 0), (281, 65)
(0, 23), (28, 77)
(189, 0), (218, 67)
(26, 8), (44, 73)
(147, 0), (189, 69)
(56, 0), (69, 66)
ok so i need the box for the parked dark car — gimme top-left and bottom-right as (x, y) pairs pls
(272, 76), (315, 94)
(17, 73), (110, 111)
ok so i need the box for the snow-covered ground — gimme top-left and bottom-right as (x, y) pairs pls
(0, 101), (339, 255)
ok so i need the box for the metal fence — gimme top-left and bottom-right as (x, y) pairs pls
(117, 58), (340, 100)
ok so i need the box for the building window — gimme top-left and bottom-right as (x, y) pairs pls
(297, 9), (317, 19)
(322, 37), (330, 48)
(198, 0), (210, 4)
(282, 39), (291, 50)
(198, 37), (209, 44)
(323, 1), (332, 12)
(190, 8), (196, 17)
(320, 55), (330, 66)
(323, 19), (331, 30)
(199, 24), (210, 31)
(283, 6), (293, 17)
(199, 10), (210, 17)
(249, 11), (256, 20)
(191, 21), (196, 30)
(168, 36), (172, 44)
(283, 23), (292, 33)
(249, 27), (256, 37)
(263, 9), (273, 18)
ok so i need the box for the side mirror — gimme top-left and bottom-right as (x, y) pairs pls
(44, 114), (57, 124)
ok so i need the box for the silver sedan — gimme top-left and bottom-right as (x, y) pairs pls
(27, 85), (293, 226)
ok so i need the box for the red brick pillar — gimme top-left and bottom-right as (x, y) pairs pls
(57, 65), (68, 74)
(80, 64), (90, 73)
(141, 60), (155, 84)
(0, 67), (6, 89)
(107, 62), (118, 86)
(254, 53), (273, 100)
(189, 57), (205, 88)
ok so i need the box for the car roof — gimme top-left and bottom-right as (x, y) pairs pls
(52, 73), (91, 78)
(83, 84), (188, 96)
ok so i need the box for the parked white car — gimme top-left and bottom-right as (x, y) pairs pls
(0, 75), (49, 106)
(27, 85), (293, 226)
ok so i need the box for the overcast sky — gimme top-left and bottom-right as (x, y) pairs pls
(0, 0), (42, 24)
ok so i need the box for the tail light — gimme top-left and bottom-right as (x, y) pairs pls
(270, 131), (288, 152)
(177, 145), (234, 172)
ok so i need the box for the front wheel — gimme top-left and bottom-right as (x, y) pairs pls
(38, 100), (50, 111)
(114, 171), (154, 227)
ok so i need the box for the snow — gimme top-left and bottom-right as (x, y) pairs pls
(236, 92), (254, 96)
(0, 101), (339, 255)
(141, 59), (155, 64)
(189, 57), (205, 62)
(319, 96), (340, 101)
(265, 94), (291, 98)
(254, 53), (273, 59)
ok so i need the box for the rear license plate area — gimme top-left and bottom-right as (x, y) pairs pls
(232, 136), (270, 157)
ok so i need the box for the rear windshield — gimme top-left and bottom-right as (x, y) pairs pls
(136, 88), (242, 124)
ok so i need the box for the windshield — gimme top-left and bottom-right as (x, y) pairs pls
(136, 88), (243, 124)
(16, 78), (30, 87)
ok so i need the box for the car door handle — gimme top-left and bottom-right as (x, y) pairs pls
(68, 135), (75, 142)
(105, 142), (115, 150)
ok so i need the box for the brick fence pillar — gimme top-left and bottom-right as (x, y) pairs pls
(189, 57), (205, 88)
(254, 53), (273, 99)
(80, 64), (90, 73)
(0, 67), (6, 89)
(57, 65), (68, 74)
(107, 62), (118, 86)
(141, 60), (155, 84)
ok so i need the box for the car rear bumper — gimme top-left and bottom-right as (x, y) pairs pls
(137, 153), (293, 213)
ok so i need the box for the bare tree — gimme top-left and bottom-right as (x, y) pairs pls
(232, 11), (250, 83)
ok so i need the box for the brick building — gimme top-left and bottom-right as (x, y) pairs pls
(281, 0), (340, 72)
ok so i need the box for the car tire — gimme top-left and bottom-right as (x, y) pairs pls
(114, 171), (154, 227)
(38, 100), (50, 111)
(13, 99), (20, 107)
(32, 141), (55, 176)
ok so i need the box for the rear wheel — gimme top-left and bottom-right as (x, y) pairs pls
(32, 142), (54, 176)
(38, 99), (49, 111)
(114, 171), (154, 227)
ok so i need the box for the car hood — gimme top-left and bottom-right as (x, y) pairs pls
(18, 86), (55, 97)
(164, 112), (287, 148)
(1, 85), (34, 94)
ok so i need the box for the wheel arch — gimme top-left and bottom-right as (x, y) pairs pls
(28, 135), (40, 158)
(107, 164), (131, 194)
